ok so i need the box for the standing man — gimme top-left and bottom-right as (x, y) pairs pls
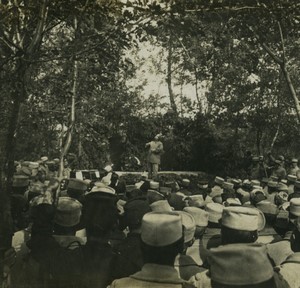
(145, 134), (164, 179)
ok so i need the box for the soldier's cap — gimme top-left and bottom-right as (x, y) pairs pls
(28, 162), (39, 169)
(124, 199), (151, 228)
(210, 186), (223, 198)
(67, 178), (88, 191)
(261, 177), (269, 184)
(278, 155), (285, 161)
(12, 175), (29, 187)
(86, 185), (116, 199)
(214, 176), (224, 185)
(184, 206), (209, 227)
(208, 243), (274, 285)
(41, 156), (48, 162)
(223, 198), (241, 207)
(54, 196), (82, 227)
(294, 181), (300, 189)
(277, 182), (288, 193)
(222, 206), (262, 231)
(53, 158), (60, 163)
(175, 211), (196, 243)
(250, 179), (260, 187)
(231, 179), (240, 186)
(289, 198), (300, 217)
(147, 189), (165, 204)
(150, 200), (173, 212)
(181, 178), (190, 186)
(287, 174), (297, 182)
(222, 182), (234, 190)
(256, 200), (279, 216)
(19, 166), (32, 177)
(159, 186), (172, 196)
(141, 212), (183, 247)
(149, 181), (159, 190)
(281, 179), (288, 185)
(188, 195), (205, 208)
(103, 165), (113, 172)
(252, 156), (259, 162)
(275, 191), (288, 205)
(205, 203), (224, 224)
(292, 158), (298, 163)
(250, 188), (265, 198)
(267, 180), (278, 188)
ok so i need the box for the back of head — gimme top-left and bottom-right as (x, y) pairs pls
(209, 243), (274, 287)
(141, 212), (184, 265)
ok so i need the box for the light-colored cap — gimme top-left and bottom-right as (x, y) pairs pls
(251, 180), (260, 187)
(41, 156), (48, 162)
(134, 181), (144, 189)
(223, 182), (234, 190)
(222, 206), (260, 231)
(104, 165), (113, 172)
(252, 156), (259, 162)
(182, 179), (190, 186)
(277, 182), (288, 192)
(147, 189), (165, 204)
(87, 185), (116, 196)
(211, 186), (223, 198)
(141, 212), (183, 246)
(208, 244), (274, 285)
(175, 211), (196, 243)
(223, 198), (241, 207)
(205, 203), (224, 223)
(149, 181), (160, 190)
(290, 198), (300, 216)
(267, 180), (278, 188)
(159, 186), (172, 195)
(287, 174), (297, 182)
(256, 200), (278, 215)
(28, 162), (39, 169)
(292, 158), (298, 163)
(183, 207), (209, 227)
(215, 176), (224, 185)
(188, 195), (205, 208)
(54, 197), (82, 227)
(150, 200), (173, 212)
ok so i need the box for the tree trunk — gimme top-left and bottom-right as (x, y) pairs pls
(167, 35), (178, 116)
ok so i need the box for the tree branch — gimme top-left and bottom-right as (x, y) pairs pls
(277, 20), (286, 65)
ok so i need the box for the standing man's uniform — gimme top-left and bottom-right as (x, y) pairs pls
(145, 134), (164, 179)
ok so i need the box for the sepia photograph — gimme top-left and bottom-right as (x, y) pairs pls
(0, 0), (300, 287)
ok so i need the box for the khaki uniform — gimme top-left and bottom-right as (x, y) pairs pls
(146, 140), (163, 178)
(267, 240), (294, 266)
(109, 263), (193, 288)
(276, 253), (300, 288)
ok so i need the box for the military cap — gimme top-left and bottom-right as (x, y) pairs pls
(134, 181), (144, 189)
(19, 166), (32, 177)
(278, 155), (285, 161)
(222, 206), (260, 231)
(231, 179), (240, 186)
(261, 177), (269, 184)
(181, 178), (190, 186)
(292, 158), (298, 163)
(280, 179), (288, 185)
(270, 176), (279, 181)
(205, 203), (224, 223)
(54, 197), (82, 227)
(86, 185), (116, 199)
(149, 181), (159, 190)
(28, 162), (39, 169)
(103, 165), (113, 172)
(222, 182), (234, 190)
(267, 180), (278, 188)
(289, 198), (300, 217)
(188, 195), (205, 208)
(252, 156), (259, 162)
(250, 180), (260, 187)
(183, 207), (209, 227)
(274, 191), (288, 206)
(210, 186), (223, 198)
(141, 212), (183, 247)
(53, 158), (60, 163)
(214, 176), (224, 185)
(277, 182), (288, 192)
(147, 189), (165, 204)
(12, 175), (29, 187)
(159, 186), (172, 196)
(223, 198), (241, 207)
(256, 200), (278, 215)
(294, 181), (300, 189)
(41, 156), (48, 162)
(150, 200), (173, 212)
(208, 243), (274, 285)
(175, 211), (196, 243)
(287, 174), (297, 182)
(67, 178), (88, 191)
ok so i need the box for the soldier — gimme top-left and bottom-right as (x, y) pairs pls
(288, 158), (299, 176)
(109, 211), (195, 287)
(145, 134), (164, 179)
(271, 160), (287, 181)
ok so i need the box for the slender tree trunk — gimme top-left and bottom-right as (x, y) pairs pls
(167, 35), (178, 116)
